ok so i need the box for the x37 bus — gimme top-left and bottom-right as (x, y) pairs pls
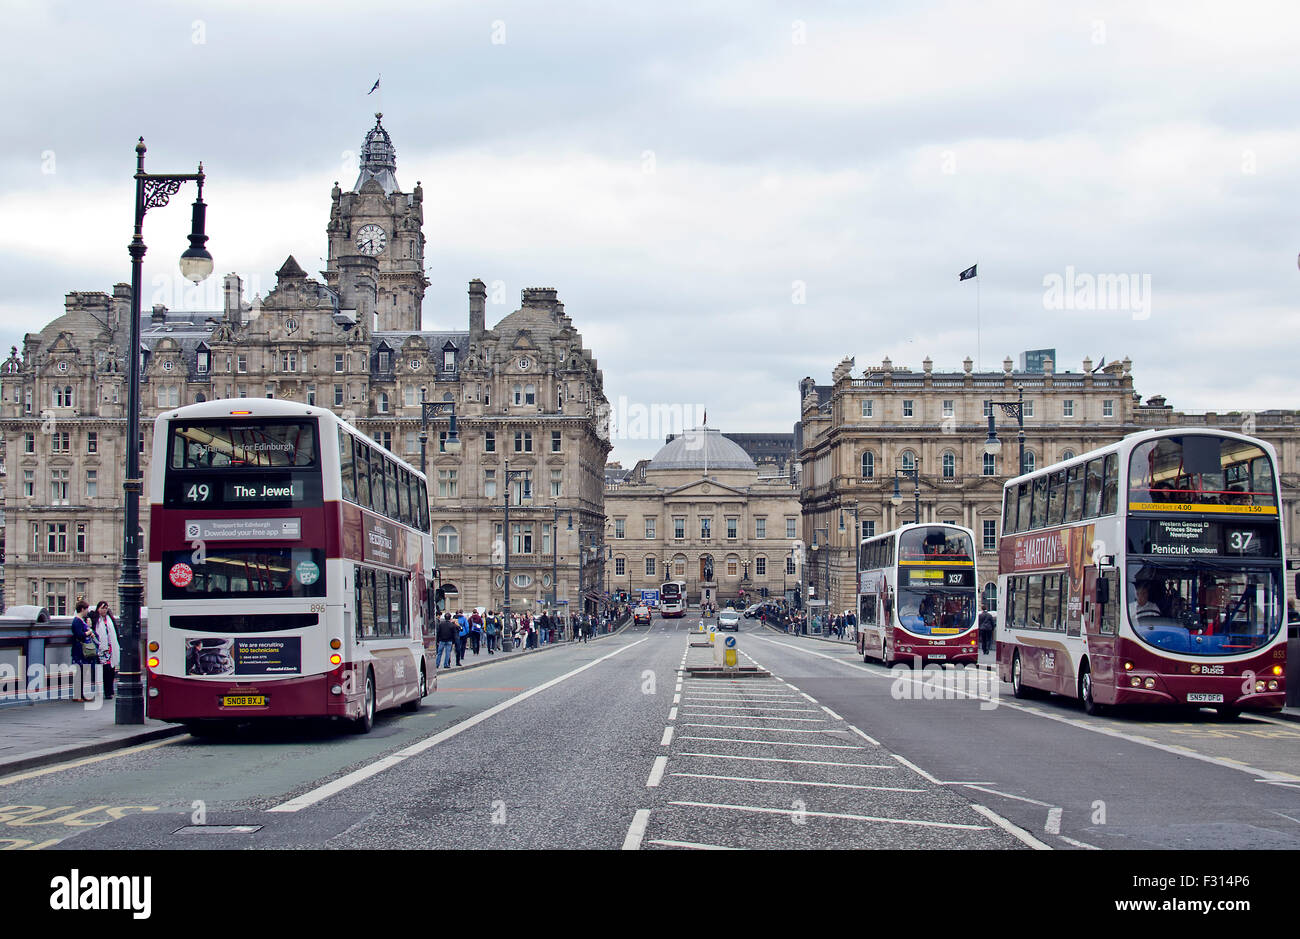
(146, 400), (437, 734)
(660, 580), (687, 617)
(996, 428), (1286, 717)
(856, 524), (979, 666)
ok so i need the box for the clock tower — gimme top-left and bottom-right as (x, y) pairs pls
(324, 113), (428, 332)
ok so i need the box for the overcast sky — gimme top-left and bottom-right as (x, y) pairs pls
(3, 0), (1298, 467)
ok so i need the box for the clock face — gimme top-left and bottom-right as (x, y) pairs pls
(355, 224), (387, 256)
(518, 357), (531, 371)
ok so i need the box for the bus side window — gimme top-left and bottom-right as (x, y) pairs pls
(1098, 572), (1118, 635)
(1016, 483), (1030, 533)
(396, 466), (408, 526)
(1002, 488), (1017, 535)
(385, 458), (400, 524)
(340, 430), (355, 503)
(1065, 465), (1084, 522)
(419, 479), (430, 532)
(372, 454), (387, 516)
(1048, 471), (1066, 526)
(1101, 454), (1118, 515)
(1084, 459), (1103, 518)
(1030, 477), (1048, 529)
(355, 443), (372, 511)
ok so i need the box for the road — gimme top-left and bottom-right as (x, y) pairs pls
(3, 615), (1297, 851)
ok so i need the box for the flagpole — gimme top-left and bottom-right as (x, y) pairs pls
(976, 267), (981, 372)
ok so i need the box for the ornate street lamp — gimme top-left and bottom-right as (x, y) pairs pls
(418, 401), (461, 476)
(119, 140), (211, 725)
(983, 384), (1026, 477)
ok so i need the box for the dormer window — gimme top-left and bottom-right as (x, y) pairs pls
(196, 350), (210, 374)
(442, 340), (457, 371)
(378, 351), (390, 372)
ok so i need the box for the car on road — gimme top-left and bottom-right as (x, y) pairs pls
(744, 603), (762, 618)
(717, 610), (741, 631)
(633, 605), (652, 625)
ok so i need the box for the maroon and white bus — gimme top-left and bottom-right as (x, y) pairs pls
(996, 428), (1287, 717)
(146, 399), (437, 734)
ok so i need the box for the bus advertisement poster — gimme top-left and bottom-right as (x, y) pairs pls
(185, 637), (302, 676)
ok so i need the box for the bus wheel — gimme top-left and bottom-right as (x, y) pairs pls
(880, 641), (891, 668)
(1080, 665), (1105, 716)
(353, 671), (375, 734)
(402, 666), (426, 713)
(1011, 653), (1034, 699)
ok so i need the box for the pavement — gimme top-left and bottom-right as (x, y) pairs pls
(0, 616), (632, 778)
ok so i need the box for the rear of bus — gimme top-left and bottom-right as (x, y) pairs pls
(660, 581), (685, 617)
(891, 525), (979, 665)
(146, 403), (349, 726)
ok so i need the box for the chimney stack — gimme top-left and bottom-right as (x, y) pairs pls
(468, 279), (486, 338)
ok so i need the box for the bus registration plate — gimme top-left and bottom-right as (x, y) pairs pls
(222, 695), (266, 707)
(1186, 693), (1223, 704)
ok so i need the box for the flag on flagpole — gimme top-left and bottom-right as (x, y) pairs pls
(368, 77), (380, 95)
(959, 264), (977, 281)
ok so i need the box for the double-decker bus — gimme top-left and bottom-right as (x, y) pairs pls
(145, 400), (437, 734)
(660, 581), (687, 617)
(856, 524), (979, 666)
(996, 428), (1286, 717)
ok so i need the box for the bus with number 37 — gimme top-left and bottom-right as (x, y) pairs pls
(996, 428), (1286, 717)
(145, 399), (437, 734)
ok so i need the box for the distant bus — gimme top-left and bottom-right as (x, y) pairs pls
(996, 428), (1286, 717)
(857, 524), (979, 666)
(146, 400), (437, 734)
(660, 581), (687, 617)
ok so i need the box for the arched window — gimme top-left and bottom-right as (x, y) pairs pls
(900, 451), (916, 472)
(942, 451), (956, 479)
(861, 452), (874, 478)
(437, 525), (459, 553)
(983, 452), (996, 476)
(1023, 451), (1036, 473)
(1061, 449), (1075, 462)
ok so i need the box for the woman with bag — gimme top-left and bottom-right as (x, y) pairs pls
(70, 598), (99, 701)
(91, 601), (121, 700)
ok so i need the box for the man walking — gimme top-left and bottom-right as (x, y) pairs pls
(978, 602), (996, 655)
(455, 610), (469, 666)
(435, 613), (457, 670)
(484, 611), (497, 654)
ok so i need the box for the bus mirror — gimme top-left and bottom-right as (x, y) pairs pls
(1095, 579), (1109, 606)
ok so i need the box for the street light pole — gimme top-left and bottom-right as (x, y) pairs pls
(119, 139), (212, 725)
(892, 466), (922, 525)
(419, 401), (460, 477)
(984, 384), (1026, 477)
(502, 459), (530, 629)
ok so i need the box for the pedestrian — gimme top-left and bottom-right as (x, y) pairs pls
(978, 601), (996, 655)
(455, 610), (469, 665)
(70, 598), (98, 701)
(90, 601), (120, 699)
(484, 611), (498, 654)
(469, 609), (483, 655)
(435, 613), (457, 670)
(538, 610), (550, 646)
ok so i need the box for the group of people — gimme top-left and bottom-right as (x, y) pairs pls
(69, 598), (121, 701)
(432, 607), (623, 669)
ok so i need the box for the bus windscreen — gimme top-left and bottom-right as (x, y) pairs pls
(1128, 435), (1277, 510)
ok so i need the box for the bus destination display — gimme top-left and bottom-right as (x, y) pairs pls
(1128, 518), (1277, 558)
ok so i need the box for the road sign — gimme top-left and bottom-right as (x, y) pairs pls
(724, 635), (736, 648)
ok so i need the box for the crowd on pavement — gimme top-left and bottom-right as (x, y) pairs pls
(431, 604), (629, 669)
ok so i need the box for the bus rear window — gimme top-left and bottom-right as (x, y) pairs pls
(170, 420), (318, 469)
(161, 548), (326, 599)
(1129, 435), (1276, 509)
(898, 527), (973, 561)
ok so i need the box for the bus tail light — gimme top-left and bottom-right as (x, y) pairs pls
(328, 660), (351, 696)
(330, 639), (342, 650)
(330, 654), (342, 666)
(148, 641), (159, 653)
(147, 656), (161, 670)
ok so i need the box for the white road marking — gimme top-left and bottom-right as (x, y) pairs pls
(970, 804), (1052, 849)
(673, 693), (681, 704)
(820, 705), (843, 721)
(622, 809), (651, 850)
(891, 753), (942, 785)
(799, 692), (818, 703)
(669, 801), (991, 831)
(668, 707), (678, 721)
(270, 636), (653, 813)
(679, 723), (838, 734)
(681, 704), (819, 712)
(670, 772), (925, 793)
(683, 713), (826, 722)
(959, 784), (1054, 808)
(1045, 806), (1063, 834)
(750, 634), (1300, 785)
(680, 735), (863, 750)
(646, 839), (741, 850)
(646, 756), (669, 788)
(679, 752), (893, 769)
(1057, 835), (1101, 850)
(661, 727), (674, 746)
(846, 725), (880, 746)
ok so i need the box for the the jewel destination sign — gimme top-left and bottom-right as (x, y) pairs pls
(225, 479), (305, 502)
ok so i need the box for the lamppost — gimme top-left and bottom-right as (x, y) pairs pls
(501, 461), (532, 628)
(418, 401), (460, 476)
(839, 501), (860, 614)
(810, 527), (829, 631)
(983, 384), (1027, 477)
(119, 140), (212, 725)
(577, 526), (603, 618)
(551, 500), (573, 609)
(892, 464), (922, 524)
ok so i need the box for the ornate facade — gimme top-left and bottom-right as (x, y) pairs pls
(799, 353), (1300, 614)
(605, 429), (801, 607)
(0, 114), (611, 615)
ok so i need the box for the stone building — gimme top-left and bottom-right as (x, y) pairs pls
(605, 428), (802, 607)
(798, 353), (1300, 614)
(0, 113), (611, 615)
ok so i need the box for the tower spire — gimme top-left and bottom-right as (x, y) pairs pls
(353, 112), (399, 194)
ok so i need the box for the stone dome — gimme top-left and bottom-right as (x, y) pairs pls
(647, 428), (756, 472)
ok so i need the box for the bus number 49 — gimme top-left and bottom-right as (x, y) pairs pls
(186, 484), (212, 502)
